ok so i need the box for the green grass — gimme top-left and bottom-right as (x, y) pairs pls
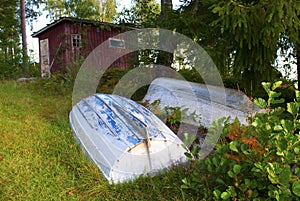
(0, 80), (198, 201)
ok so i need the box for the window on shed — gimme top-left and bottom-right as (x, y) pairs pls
(109, 38), (125, 49)
(71, 34), (81, 47)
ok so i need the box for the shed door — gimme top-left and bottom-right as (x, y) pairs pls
(40, 39), (50, 77)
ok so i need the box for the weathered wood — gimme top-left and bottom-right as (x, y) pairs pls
(32, 17), (136, 76)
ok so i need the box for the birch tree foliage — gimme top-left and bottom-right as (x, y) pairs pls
(64, 0), (99, 19)
(118, 0), (160, 27)
(43, 0), (117, 22)
(118, 0), (161, 65)
(102, 0), (117, 22)
(43, 0), (65, 20)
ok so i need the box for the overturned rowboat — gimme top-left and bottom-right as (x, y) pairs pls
(69, 94), (188, 183)
(143, 78), (259, 128)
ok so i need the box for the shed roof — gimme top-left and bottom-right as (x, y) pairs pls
(32, 17), (137, 37)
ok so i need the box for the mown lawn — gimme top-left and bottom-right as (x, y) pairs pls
(0, 80), (198, 201)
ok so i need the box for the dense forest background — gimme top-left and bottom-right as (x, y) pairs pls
(0, 0), (299, 93)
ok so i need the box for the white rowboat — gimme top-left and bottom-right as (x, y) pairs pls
(143, 78), (259, 128)
(69, 94), (188, 183)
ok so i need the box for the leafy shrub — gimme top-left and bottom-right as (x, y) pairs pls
(0, 62), (22, 80)
(97, 68), (151, 101)
(142, 100), (186, 132)
(25, 65), (129, 97)
(221, 75), (240, 89)
(26, 71), (75, 96)
(97, 68), (130, 94)
(182, 81), (300, 200)
(24, 62), (40, 78)
(178, 68), (204, 84)
(131, 85), (149, 101)
(142, 100), (203, 136)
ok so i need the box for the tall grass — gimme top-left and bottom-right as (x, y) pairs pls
(0, 80), (197, 201)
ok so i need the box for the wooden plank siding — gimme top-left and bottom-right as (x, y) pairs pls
(32, 17), (136, 76)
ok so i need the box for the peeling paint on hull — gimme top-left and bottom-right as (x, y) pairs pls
(70, 94), (188, 183)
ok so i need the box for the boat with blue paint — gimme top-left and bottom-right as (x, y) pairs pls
(69, 93), (188, 183)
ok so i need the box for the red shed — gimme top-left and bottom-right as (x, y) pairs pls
(32, 17), (136, 77)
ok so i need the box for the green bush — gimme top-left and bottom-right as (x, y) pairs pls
(142, 100), (204, 139)
(178, 68), (204, 84)
(97, 67), (150, 101)
(97, 68), (130, 94)
(27, 71), (75, 96)
(27, 67), (148, 98)
(182, 81), (300, 200)
(0, 62), (22, 80)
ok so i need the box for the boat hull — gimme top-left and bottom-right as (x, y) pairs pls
(143, 78), (259, 128)
(70, 93), (187, 183)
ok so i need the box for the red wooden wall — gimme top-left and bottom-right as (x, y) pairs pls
(34, 18), (136, 75)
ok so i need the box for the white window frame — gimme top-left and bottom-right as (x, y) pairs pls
(109, 38), (125, 49)
(71, 34), (81, 48)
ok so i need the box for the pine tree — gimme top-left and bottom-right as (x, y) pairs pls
(0, 0), (21, 77)
(209, 0), (300, 88)
(172, 0), (300, 89)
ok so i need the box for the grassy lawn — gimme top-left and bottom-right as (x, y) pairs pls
(0, 80), (197, 201)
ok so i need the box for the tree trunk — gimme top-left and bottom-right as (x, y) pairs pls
(297, 44), (300, 90)
(160, 0), (172, 20)
(193, 0), (199, 12)
(157, 0), (174, 67)
(98, 0), (103, 18)
(21, 0), (29, 76)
